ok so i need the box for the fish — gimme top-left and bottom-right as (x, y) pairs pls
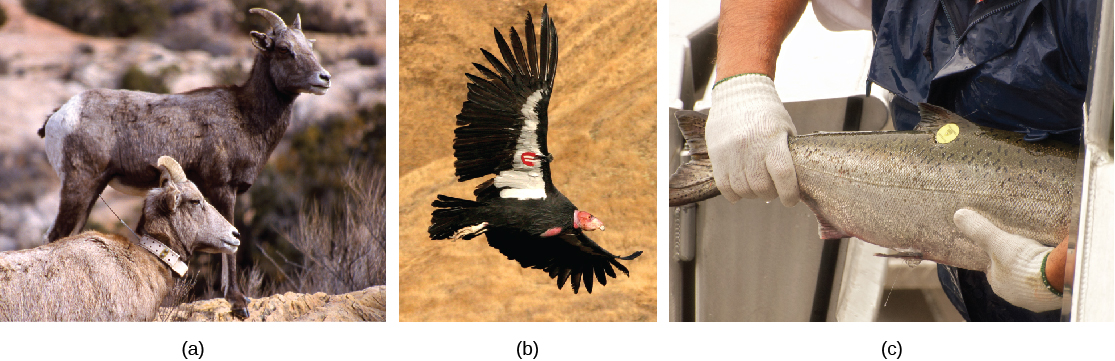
(669, 104), (1079, 271)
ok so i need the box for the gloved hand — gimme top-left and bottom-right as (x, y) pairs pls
(953, 208), (1062, 312)
(707, 74), (800, 206)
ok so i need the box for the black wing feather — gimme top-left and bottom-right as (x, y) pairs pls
(483, 228), (641, 294)
(452, 7), (558, 182)
(524, 12), (538, 77)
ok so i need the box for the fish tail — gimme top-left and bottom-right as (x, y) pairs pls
(669, 110), (721, 206)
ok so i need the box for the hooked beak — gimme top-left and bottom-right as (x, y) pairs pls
(574, 210), (605, 231)
(586, 217), (605, 231)
(575, 210), (611, 232)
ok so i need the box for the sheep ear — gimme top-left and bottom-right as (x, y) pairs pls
(157, 183), (181, 214)
(166, 188), (181, 213)
(251, 31), (272, 51)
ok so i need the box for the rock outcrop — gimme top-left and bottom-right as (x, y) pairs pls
(158, 286), (386, 322)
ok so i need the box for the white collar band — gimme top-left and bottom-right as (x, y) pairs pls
(138, 236), (188, 277)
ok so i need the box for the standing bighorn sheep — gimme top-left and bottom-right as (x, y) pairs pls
(0, 156), (240, 321)
(37, 8), (329, 318)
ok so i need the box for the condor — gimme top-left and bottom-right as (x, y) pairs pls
(428, 5), (641, 294)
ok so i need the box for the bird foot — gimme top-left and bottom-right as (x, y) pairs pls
(451, 222), (488, 239)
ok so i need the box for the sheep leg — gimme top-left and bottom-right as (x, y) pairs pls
(209, 190), (250, 319)
(47, 174), (111, 242)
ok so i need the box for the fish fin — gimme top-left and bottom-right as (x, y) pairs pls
(874, 251), (925, 266)
(915, 103), (981, 134)
(815, 215), (848, 239)
(874, 251), (924, 259)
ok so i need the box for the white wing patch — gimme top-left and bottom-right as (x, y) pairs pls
(494, 90), (547, 200)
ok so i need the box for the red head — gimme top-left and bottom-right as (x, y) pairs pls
(573, 210), (605, 231)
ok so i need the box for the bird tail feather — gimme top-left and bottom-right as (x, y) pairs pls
(429, 195), (486, 240)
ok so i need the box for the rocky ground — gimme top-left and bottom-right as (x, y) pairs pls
(158, 286), (387, 322)
(399, 0), (657, 321)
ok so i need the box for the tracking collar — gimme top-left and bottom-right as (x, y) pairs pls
(138, 236), (188, 277)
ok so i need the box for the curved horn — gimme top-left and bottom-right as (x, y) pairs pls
(157, 156), (187, 183)
(250, 8), (287, 31)
(292, 13), (302, 30)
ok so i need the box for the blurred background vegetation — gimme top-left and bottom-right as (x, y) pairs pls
(22, 0), (169, 37)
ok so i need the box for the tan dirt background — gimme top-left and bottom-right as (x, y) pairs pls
(399, 0), (656, 321)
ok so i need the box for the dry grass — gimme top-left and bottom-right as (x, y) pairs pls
(253, 163), (387, 296)
(155, 271), (199, 322)
(399, 0), (657, 322)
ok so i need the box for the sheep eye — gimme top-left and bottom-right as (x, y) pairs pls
(189, 199), (201, 206)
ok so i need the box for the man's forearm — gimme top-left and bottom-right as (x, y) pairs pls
(716, 0), (809, 81)
(1046, 237), (1069, 293)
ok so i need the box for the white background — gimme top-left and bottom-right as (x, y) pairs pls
(0, 1), (1110, 359)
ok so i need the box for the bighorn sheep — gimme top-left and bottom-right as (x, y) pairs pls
(0, 156), (240, 321)
(37, 8), (329, 318)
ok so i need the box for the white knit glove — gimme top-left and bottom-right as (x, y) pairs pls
(953, 208), (1062, 311)
(707, 74), (800, 206)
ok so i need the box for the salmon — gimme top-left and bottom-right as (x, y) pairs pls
(669, 104), (1079, 271)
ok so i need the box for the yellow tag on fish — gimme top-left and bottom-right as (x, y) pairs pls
(936, 123), (960, 143)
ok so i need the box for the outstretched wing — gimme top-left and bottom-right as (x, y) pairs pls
(484, 228), (642, 294)
(453, 5), (559, 201)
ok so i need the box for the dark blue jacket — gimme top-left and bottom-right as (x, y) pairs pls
(870, 0), (1093, 142)
(867, 0), (1095, 321)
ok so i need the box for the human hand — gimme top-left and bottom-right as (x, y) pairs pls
(954, 208), (1063, 311)
(706, 74), (799, 206)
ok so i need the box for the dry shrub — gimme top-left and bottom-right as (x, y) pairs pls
(155, 271), (198, 321)
(255, 163), (386, 295)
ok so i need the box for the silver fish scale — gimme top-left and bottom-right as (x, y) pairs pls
(791, 129), (1076, 271)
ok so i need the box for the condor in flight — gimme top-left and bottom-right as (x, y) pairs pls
(428, 5), (642, 294)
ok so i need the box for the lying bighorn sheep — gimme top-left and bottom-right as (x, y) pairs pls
(38, 8), (329, 317)
(0, 156), (240, 321)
